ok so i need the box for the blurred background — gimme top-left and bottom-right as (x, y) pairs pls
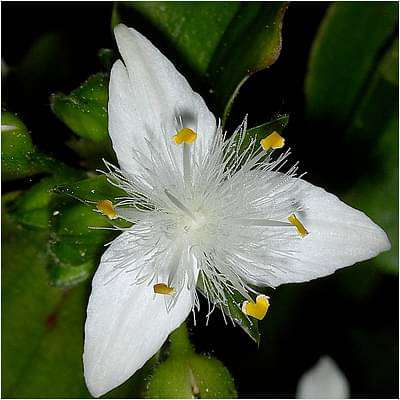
(2, 2), (398, 398)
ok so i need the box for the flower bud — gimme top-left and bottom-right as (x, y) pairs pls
(145, 324), (237, 398)
(1, 111), (35, 181)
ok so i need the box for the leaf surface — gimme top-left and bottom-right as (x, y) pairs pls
(2, 197), (142, 398)
(113, 2), (287, 119)
(48, 175), (128, 287)
(51, 73), (110, 142)
(305, 2), (398, 127)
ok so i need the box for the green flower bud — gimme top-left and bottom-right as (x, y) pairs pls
(1, 111), (36, 181)
(1, 111), (69, 182)
(145, 324), (237, 398)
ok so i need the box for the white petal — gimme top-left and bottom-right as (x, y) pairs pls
(240, 174), (390, 287)
(296, 356), (350, 398)
(83, 231), (195, 397)
(282, 177), (391, 284)
(109, 24), (216, 175)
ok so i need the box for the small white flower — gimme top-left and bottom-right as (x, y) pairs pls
(83, 24), (390, 397)
(296, 356), (350, 399)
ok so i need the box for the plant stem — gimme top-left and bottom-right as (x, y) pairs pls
(169, 322), (193, 357)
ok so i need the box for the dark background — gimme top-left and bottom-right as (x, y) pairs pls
(2, 2), (398, 398)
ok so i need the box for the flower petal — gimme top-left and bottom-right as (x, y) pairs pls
(83, 231), (195, 397)
(296, 356), (350, 398)
(109, 24), (216, 175)
(281, 177), (391, 284)
(236, 173), (390, 287)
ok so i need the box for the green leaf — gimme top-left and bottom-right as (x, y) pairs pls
(239, 114), (289, 152)
(380, 39), (398, 85)
(48, 197), (117, 288)
(48, 175), (130, 287)
(343, 40), (398, 274)
(1, 201), (143, 398)
(67, 136), (116, 170)
(54, 174), (126, 205)
(113, 2), (287, 119)
(304, 4), (398, 274)
(3, 173), (116, 288)
(345, 118), (398, 274)
(208, 3), (287, 121)
(14, 178), (68, 230)
(305, 2), (398, 127)
(5, 33), (75, 105)
(1, 198), (88, 397)
(225, 290), (261, 345)
(197, 278), (260, 345)
(50, 73), (110, 142)
(11, 169), (84, 230)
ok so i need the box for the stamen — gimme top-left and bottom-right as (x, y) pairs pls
(173, 128), (197, 188)
(236, 218), (292, 227)
(288, 214), (309, 237)
(260, 131), (285, 151)
(153, 283), (176, 295)
(183, 142), (191, 187)
(242, 294), (270, 320)
(96, 200), (117, 220)
(173, 127), (197, 144)
(96, 116), (306, 322)
(115, 207), (145, 223)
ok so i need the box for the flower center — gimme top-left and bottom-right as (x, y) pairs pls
(181, 210), (207, 233)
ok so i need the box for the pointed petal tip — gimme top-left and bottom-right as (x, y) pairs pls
(109, 58), (127, 81)
(114, 23), (142, 49)
(83, 351), (125, 398)
(113, 23), (135, 53)
(82, 232), (196, 398)
(83, 353), (108, 398)
(86, 384), (104, 399)
(113, 22), (128, 36)
(362, 212), (391, 256)
(84, 371), (106, 398)
(377, 226), (391, 253)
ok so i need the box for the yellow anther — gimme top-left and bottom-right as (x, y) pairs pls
(288, 214), (309, 237)
(96, 199), (117, 220)
(260, 131), (285, 151)
(173, 128), (197, 144)
(153, 283), (176, 295)
(242, 294), (270, 320)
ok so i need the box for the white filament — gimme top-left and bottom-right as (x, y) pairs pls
(100, 117), (303, 318)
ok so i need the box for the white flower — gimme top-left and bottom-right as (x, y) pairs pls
(83, 24), (390, 397)
(296, 356), (350, 398)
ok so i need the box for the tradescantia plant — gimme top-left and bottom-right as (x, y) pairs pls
(2, 3), (397, 399)
(82, 24), (389, 397)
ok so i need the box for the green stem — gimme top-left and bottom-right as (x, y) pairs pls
(168, 322), (193, 357)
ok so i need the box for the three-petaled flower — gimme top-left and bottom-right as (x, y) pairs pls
(83, 24), (390, 397)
